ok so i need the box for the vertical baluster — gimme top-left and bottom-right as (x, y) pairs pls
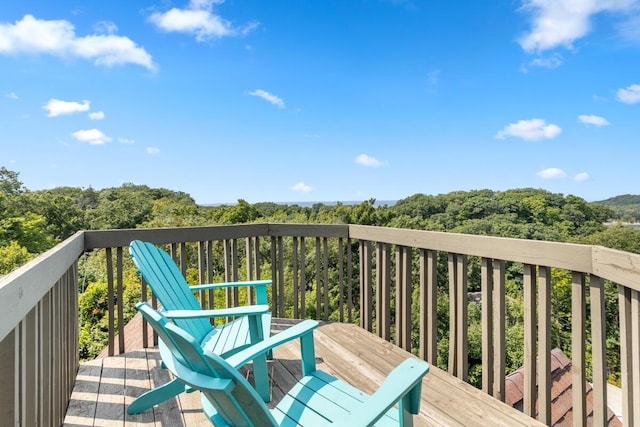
(270, 237), (277, 317)
(40, 291), (51, 427)
(400, 246), (413, 352)
(207, 241), (214, 309)
(323, 237), (329, 321)
(224, 239), (232, 309)
(448, 253), (457, 376)
(492, 259), (505, 401)
(232, 239), (240, 306)
(246, 237), (254, 304)
(277, 237), (285, 316)
(106, 248), (114, 356)
(481, 258), (494, 395)
(316, 238), (321, 321)
(630, 289), (640, 425)
(293, 237), (299, 319)
(572, 272), (586, 427)
(116, 247), (124, 354)
(419, 249), (437, 365)
(347, 237), (353, 323)
(338, 238), (344, 322)
(0, 328), (16, 424)
(360, 240), (373, 332)
(198, 241), (207, 309)
(377, 243), (391, 340)
(589, 275), (608, 427)
(300, 237), (306, 319)
(538, 266), (552, 424)
(523, 264), (537, 417)
(456, 254), (467, 381)
(141, 276), (148, 348)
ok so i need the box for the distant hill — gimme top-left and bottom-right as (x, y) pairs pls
(594, 194), (640, 206)
(592, 194), (640, 222)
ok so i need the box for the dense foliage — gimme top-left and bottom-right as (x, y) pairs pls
(1, 167), (638, 386)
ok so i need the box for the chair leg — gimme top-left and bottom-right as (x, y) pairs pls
(127, 378), (187, 414)
(253, 353), (270, 402)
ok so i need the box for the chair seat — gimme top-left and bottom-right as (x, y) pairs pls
(269, 370), (400, 426)
(201, 313), (272, 357)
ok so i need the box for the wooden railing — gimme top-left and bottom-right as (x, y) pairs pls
(1, 223), (639, 426)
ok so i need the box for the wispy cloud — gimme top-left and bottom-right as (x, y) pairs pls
(149, 0), (259, 41)
(518, 0), (636, 53)
(5, 92), (18, 99)
(118, 137), (135, 144)
(43, 99), (90, 117)
(521, 53), (563, 72)
(537, 168), (566, 179)
(355, 154), (383, 167)
(578, 114), (610, 126)
(574, 172), (589, 182)
(89, 111), (105, 120)
(616, 83), (640, 104)
(427, 69), (440, 91)
(292, 181), (312, 192)
(248, 89), (285, 109)
(0, 15), (155, 70)
(496, 118), (562, 141)
(146, 147), (160, 154)
(94, 20), (118, 35)
(72, 128), (111, 145)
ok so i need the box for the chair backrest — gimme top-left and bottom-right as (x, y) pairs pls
(137, 302), (276, 426)
(129, 240), (212, 342)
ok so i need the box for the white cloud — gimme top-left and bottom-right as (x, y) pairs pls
(578, 114), (610, 126)
(146, 146), (160, 154)
(248, 89), (285, 108)
(574, 172), (590, 182)
(292, 181), (312, 192)
(72, 128), (111, 145)
(149, 0), (259, 41)
(5, 92), (18, 99)
(518, 0), (636, 53)
(118, 137), (135, 144)
(43, 98), (90, 117)
(496, 118), (562, 141)
(616, 83), (640, 104)
(0, 15), (155, 70)
(355, 154), (383, 167)
(537, 168), (566, 179)
(89, 111), (105, 120)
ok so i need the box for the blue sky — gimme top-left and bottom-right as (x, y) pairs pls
(1, 1), (639, 204)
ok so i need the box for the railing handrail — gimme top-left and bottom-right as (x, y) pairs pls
(3, 223), (639, 344)
(0, 231), (85, 342)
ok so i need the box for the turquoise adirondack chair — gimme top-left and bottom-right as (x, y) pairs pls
(127, 240), (273, 414)
(137, 301), (430, 426)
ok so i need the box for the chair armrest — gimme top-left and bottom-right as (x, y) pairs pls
(332, 359), (429, 427)
(188, 279), (271, 291)
(162, 304), (270, 320)
(226, 320), (319, 368)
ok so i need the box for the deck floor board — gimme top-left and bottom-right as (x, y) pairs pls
(64, 319), (544, 426)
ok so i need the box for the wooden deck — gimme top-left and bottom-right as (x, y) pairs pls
(64, 319), (544, 426)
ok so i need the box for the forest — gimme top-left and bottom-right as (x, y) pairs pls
(2, 166), (640, 388)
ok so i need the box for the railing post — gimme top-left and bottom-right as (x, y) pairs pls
(589, 275), (608, 427)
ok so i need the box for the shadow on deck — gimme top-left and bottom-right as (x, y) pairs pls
(64, 319), (543, 426)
